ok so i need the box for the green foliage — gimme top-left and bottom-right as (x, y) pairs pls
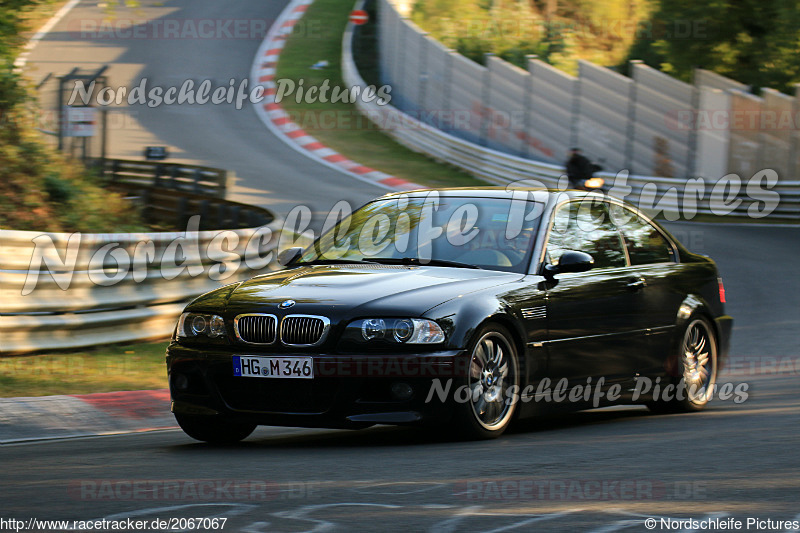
(411, 0), (653, 73)
(627, 0), (800, 93)
(1, 0), (37, 113)
(0, 0), (148, 232)
(0, 119), (148, 232)
(412, 0), (800, 94)
(43, 173), (77, 203)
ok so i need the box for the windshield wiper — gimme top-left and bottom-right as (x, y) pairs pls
(294, 259), (379, 266)
(365, 257), (482, 269)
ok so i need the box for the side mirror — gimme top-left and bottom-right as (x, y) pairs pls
(277, 247), (303, 267)
(544, 251), (594, 277)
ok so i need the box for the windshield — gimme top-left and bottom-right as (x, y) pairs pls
(298, 194), (542, 273)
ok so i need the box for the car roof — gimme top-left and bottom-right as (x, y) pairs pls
(378, 187), (602, 202)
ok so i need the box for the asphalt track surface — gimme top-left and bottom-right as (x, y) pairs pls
(7, 1), (800, 531)
(25, 0), (385, 228)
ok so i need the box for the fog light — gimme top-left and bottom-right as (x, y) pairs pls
(172, 373), (190, 392)
(391, 382), (414, 401)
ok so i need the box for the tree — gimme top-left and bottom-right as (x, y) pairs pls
(1, 0), (37, 117)
(627, 0), (800, 94)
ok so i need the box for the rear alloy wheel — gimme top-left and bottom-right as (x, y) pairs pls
(175, 414), (256, 444)
(649, 317), (718, 413)
(453, 324), (520, 439)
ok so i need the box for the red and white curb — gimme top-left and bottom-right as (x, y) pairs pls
(250, 0), (424, 192)
(0, 390), (176, 444)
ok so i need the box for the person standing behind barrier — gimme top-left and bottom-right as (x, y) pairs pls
(565, 147), (593, 190)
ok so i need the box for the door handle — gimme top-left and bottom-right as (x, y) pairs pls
(627, 278), (646, 291)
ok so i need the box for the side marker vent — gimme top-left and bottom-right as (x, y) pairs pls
(521, 306), (547, 320)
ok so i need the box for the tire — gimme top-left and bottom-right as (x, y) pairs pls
(174, 414), (257, 444)
(451, 324), (520, 439)
(647, 316), (718, 413)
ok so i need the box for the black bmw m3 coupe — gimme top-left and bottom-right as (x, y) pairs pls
(167, 188), (732, 441)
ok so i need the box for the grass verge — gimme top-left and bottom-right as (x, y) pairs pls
(275, 0), (486, 189)
(0, 341), (169, 397)
(18, 0), (72, 40)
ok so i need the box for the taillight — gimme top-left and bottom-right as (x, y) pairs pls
(718, 277), (726, 303)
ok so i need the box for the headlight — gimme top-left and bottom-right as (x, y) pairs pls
(176, 312), (227, 339)
(350, 318), (445, 344)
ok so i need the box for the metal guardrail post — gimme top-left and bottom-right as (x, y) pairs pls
(523, 55), (537, 160)
(625, 60), (641, 174)
(790, 84), (800, 180)
(154, 163), (164, 187)
(168, 165), (179, 189)
(192, 168), (203, 193)
(231, 206), (241, 228)
(220, 170), (228, 194)
(199, 199), (209, 223)
(443, 50), (454, 134)
(395, 12), (407, 109)
(217, 204), (227, 228)
(100, 108), (108, 163)
(177, 197), (188, 226)
(479, 53), (494, 148)
(570, 67), (581, 150)
(139, 188), (150, 219)
(687, 70), (700, 178)
(418, 32), (428, 118)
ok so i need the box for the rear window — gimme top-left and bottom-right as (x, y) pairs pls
(610, 205), (674, 265)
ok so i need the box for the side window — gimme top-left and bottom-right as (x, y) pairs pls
(546, 200), (627, 269)
(611, 206), (674, 265)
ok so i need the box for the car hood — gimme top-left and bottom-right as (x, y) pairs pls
(224, 264), (520, 318)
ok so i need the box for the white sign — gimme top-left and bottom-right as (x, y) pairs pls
(63, 106), (97, 137)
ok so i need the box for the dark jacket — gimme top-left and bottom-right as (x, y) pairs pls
(566, 153), (594, 186)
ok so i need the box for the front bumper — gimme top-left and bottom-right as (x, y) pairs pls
(166, 343), (465, 429)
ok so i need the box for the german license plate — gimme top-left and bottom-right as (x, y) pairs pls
(232, 356), (313, 379)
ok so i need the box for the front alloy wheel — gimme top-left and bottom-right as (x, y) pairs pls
(453, 324), (520, 439)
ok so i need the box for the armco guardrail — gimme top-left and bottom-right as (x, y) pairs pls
(114, 183), (274, 230)
(0, 219), (283, 354)
(0, 164), (286, 354)
(342, 0), (800, 219)
(97, 159), (228, 197)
